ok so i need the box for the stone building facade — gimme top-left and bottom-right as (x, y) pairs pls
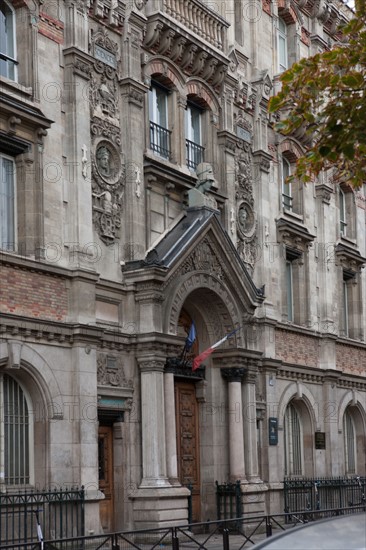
(0, 0), (365, 536)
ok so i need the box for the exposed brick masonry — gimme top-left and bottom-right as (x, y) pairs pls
(336, 343), (366, 376)
(38, 12), (64, 45)
(275, 328), (319, 368)
(0, 265), (68, 321)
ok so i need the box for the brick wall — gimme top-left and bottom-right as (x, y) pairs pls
(0, 265), (68, 321)
(275, 328), (319, 367)
(38, 13), (64, 45)
(336, 343), (366, 376)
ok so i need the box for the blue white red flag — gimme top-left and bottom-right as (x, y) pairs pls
(192, 327), (240, 371)
(185, 321), (196, 351)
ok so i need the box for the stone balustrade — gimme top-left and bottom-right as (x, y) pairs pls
(163, 0), (228, 51)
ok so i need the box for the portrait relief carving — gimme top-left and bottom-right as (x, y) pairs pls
(92, 140), (125, 244)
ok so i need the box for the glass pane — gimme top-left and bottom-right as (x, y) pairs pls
(278, 34), (287, 72)
(0, 1), (15, 79)
(155, 87), (167, 128)
(4, 375), (29, 484)
(0, 157), (15, 248)
(286, 261), (293, 322)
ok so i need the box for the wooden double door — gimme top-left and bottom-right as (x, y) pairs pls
(175, 380), (201, 523)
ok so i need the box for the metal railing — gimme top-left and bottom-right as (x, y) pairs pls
(284, 476), (366, 518)
(150, 121), (171, 159)
(0, 486), (85, 547)
(3, 505), (365, 550)
(186, 139), (204, 170)
(216, 480), (242, 524)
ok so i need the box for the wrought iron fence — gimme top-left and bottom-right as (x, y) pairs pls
(216, 480), (242, 523)
(0, 486), (85, 547)
(284, 476), (366, 518)
(3, 505), (364, 550)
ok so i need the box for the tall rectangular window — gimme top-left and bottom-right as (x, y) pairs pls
(278, 18), (288, 73)
(284, 403), (303, 476)
(0, 0), (17, 80)
(149, 84), (171, 159)
(286, 259), (293, 322)
(282, 157), (292, 210)
(339, 188), (347, 236)
(0, 154), (16, 250)
(185, 103), (204, 170)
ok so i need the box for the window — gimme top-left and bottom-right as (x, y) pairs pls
(281, 157), (292, 210)
(0, 153), (16, 251)
(341, 269), (357, 338)
(339, 188), (347, 236)
(0, 373), (31, 485)
(0, 0), (17, 80)
(278, 18), (288, 73)
(343, 409), (356, 474)
(149, 83), (171, 159)
(284, 402), (303, 476)
(185, 103), (204, 170)
(286, 259), (294, 322)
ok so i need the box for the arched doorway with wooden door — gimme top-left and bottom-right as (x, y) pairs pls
(171, 282), (247, 524)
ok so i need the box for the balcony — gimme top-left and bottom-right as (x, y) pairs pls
(144, 0), (230, 89)
(186, 139), (204, 170)
(150, 121), (171, 159)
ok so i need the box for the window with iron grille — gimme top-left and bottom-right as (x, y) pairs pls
(0, 373), (32, 485)
(343, 409), (356, 475)
(185, 103), (204, 170)
(148, 83), (171, 159)
(284, 402), (303, 476)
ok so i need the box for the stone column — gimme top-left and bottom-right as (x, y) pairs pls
(243, 367), (262, 483)
(221, 368), (247, 482)
(138, 357), (170, 487)
(164, 366), (179, 485)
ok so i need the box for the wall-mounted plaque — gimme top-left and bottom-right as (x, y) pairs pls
(315, 432), (326, 449)
(269, 417), (278, 445)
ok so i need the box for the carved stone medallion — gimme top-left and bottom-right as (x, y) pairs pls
(92, 140), (125, 244)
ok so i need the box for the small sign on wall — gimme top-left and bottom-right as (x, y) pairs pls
(315, 432), (326, 449)
(269, 417), (278, 445)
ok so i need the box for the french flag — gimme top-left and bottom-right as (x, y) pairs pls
(192, 327), (240, 371)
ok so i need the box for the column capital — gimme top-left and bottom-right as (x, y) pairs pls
(138, 356), (166, 373)
(221, 367), (246, 383)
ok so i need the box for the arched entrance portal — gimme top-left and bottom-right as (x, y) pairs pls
(174, 287), (241, 522)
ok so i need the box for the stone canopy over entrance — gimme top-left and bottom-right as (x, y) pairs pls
(123, 206), (265, 529)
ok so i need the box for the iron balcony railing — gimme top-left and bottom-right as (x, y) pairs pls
(186, 139), (205, 170)
(149, 121), (171, 159)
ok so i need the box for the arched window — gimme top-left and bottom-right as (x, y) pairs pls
(0, 373), (32, 485)
(284, 402), (303, 476)
(0, 0), (17, 80)
(343, 409), (356, 474)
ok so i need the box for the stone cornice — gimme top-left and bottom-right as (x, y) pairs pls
(212, 348), (262, 369)
(0, 251), (99, 281)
